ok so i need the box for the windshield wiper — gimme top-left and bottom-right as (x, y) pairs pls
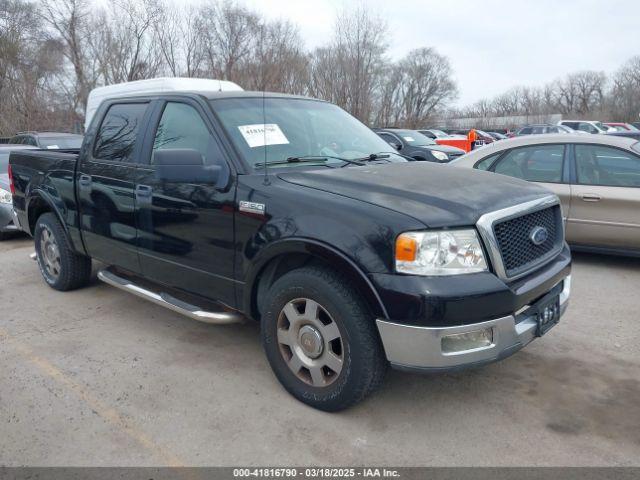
(255, 155), (366, 169)
(254, 156), (330, 168)
(338, 152), (392, 168)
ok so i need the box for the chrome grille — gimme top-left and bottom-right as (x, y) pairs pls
(493, 205), (562, 277)
(476, 196), (564, 281)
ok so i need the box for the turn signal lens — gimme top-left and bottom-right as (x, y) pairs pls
(395, 234), (417, 262)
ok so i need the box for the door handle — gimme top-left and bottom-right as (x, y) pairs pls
(79, 174), (92, 188)
(581, 194), (601, 202)
(135, 185), (153, 198)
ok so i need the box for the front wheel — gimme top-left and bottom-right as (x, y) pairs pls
(261, 265), (387, 411)
(34, 213), (92, 291)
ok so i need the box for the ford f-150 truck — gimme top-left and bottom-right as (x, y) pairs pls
(9, 78), (571, 411)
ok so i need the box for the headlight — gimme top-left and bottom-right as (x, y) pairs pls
(395, 229), (487, 275)
(431, 151), (449, 161)
(0, 188), (12, 205)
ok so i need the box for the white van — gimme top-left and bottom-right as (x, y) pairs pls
(85, 77), (243, 131)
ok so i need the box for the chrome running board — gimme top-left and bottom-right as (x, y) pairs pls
(97, 269), (244, 325)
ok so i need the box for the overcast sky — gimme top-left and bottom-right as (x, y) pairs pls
(227, 0), (640, 106)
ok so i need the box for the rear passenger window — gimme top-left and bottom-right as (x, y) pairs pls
(576, 145), (640, 187)
(493, 144), (565, 183)
(93, 103), (147, 162)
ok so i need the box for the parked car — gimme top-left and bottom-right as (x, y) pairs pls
(10, 78), (571, 411)
(451, 134), (640, 256)
(515, 124), (575, 136)
(0, 145), (37, 239)
(9, 131), (84, 149)
(604, 122), (639, 132)
(418, 129), (460, 139)
(632, 122), (640, 130)
(417, 129), (470, 152)
(557, 121), (613, 134)
(609, 131), (640, 141)
(487, 132), (508, 140)
(373, 128), (466, 162)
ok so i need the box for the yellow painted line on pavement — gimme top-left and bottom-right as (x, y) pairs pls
(0, 328), (186, 467)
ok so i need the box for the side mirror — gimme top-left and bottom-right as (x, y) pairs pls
(153, 148), (225, 185)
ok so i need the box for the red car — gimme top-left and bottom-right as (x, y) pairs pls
(605, 122), (640, 132)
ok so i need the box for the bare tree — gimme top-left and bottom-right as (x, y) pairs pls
(551, 70), (606, 115)
(236, 18), (308, 93)
(376, 48), (457, 127)
(154, 3), (204, 77)
(1, 0), (67, 134)
(197, 1), (259, 81)
(610, 56), (640, 122)
(90, 0), (163, 84)
(39, 0), (98, 113)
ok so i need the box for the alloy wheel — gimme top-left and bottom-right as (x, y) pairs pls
(276, 298), (344, 387)
(39, 226), (61, 279)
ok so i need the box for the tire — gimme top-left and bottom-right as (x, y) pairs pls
(34, 213), (92, 291)
(261, 265), (387, 411)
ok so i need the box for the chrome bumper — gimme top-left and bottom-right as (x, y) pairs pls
(376, 276), (571, 371)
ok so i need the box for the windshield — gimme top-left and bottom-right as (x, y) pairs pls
(211, 97), (405, 168)
(39, 136), (83, 149)
(392, 130), (436, 146)
(557, 125), (573, 133)
(430, 129), (448, 137)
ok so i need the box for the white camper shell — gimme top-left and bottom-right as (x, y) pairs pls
(84, 77), (243, 131)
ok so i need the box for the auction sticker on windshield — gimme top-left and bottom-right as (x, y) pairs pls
(238, 124), (290, 148)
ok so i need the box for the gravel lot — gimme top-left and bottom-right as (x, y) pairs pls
(1, 234), (639, 466)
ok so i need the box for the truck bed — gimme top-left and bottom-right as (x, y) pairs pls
(9, 148), (81, 236)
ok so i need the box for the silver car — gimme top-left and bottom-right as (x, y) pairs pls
(450, 134), (640, 256)
(0, 145), (37, 239)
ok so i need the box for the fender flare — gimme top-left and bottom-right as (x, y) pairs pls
(26, 189), (66, 234)
(243, 237), (390, 321)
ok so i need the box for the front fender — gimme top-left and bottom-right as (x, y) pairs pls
(242, 237), (390, 321)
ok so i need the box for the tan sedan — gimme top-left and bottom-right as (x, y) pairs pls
(451, 133), (640, 255)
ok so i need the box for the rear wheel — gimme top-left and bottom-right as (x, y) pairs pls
(261, 265), (387, 411)
(34, 213), (92, 291)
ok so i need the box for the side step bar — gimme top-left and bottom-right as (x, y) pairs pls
(97, 269), (244, 325)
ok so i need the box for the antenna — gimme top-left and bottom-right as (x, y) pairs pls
(262, 74), (270, 185)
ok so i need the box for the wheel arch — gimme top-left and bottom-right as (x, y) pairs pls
(26, 190), (63, 236)
(244, 239), (389, 322)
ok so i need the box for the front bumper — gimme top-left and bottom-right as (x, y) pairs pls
(376, 276), (570, 372)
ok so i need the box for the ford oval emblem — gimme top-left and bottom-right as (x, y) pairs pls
(530, 226), (548, 245)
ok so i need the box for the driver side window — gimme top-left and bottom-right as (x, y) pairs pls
(153, 102), (221, 164)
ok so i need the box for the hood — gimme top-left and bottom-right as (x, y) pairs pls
(277, 162), (552, 228)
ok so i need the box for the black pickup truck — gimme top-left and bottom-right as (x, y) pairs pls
(9, 89), (571, 411)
